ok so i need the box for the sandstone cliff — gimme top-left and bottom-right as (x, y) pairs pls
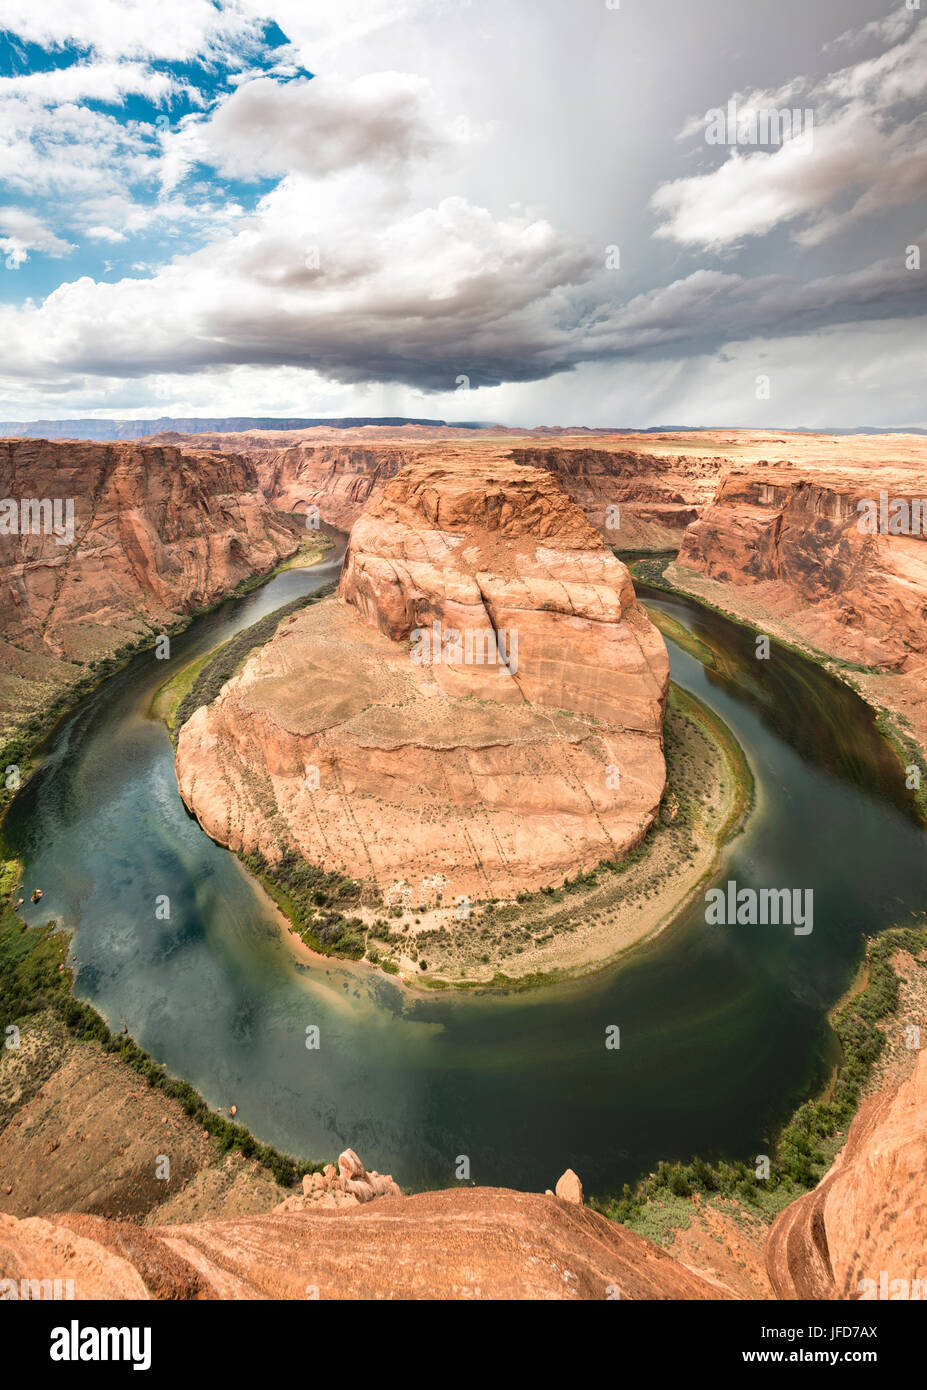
(0, 1188), (730, 1300)
(0, 438), (300, 743)
(254, 442), (408, 530)
(679, 465), (927, 669)
(175, 456), (669, 904)
(766, 1050), (927, 1300)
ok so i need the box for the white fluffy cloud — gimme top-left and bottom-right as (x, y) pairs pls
(0, 0), (264, 63)
(652, 15), (927, 249)
(0, 173), (598, 388)
(0, 206), (74, 266)
(170, 72), (449, 184)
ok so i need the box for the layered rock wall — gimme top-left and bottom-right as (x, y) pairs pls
(0, 438), (300, 665)
(678, 467), (927, 669)
(175, 456), (669, 903)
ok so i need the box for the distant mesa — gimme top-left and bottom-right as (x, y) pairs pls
(175, 455), (669, 905)
(0, 416), (462, 441)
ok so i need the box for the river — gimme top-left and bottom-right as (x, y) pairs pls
(3, 552), (926, 1195)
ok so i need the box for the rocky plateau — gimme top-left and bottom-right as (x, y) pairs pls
(2, 1051), (923, 1300)
(174, 456), (670, 904)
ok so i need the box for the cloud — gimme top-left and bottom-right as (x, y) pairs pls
(0, 164), (922, 393)
(0, 206), (74, 266)
(652, 19), (927, 249)
(0, 60), (178, 105)
(0, 175), (599, 388)
(0, 0), (265, 64)
(174, 72), (448, 183)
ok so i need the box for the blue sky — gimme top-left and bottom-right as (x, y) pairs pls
(0, 0), (923, 426)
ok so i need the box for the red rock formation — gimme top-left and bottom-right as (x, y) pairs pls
(0, 1188), (731, 1300)
(0, 438), (300, 666)
(275, 1149), (402, 1211)
(255, 443), (408, 530)
(509, 445), (714, 547)
(678, 465), (927, 669)
(766, 1051), (927, 1300)
(175, 457), (669, 904)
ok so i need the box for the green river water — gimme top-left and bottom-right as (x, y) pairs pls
(4, 551), (926, 1194)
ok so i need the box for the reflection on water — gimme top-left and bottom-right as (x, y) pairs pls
(4, 559), (926, 1195)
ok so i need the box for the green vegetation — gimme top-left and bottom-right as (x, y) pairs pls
(644, 604), (716, 669)
(0, 858), (324, 1187)
(165, 585), (335, 738)
(242, 846), (374, 960)
(0, 629), (186, 815)
(594, 923), (927, 1237)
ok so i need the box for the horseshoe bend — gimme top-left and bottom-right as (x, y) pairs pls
(174, 457), (671, 908)
(4, 0), (927, 1329)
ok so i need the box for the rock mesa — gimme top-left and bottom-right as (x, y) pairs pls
(175, 457), (669, 904)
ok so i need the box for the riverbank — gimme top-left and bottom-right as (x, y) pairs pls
(0, 528), (331, 821)
(634, 554), (927, 822)
(593, 920), (927, 1290)
(196, 677), (752, 994)
(0, 856), (328, 1225)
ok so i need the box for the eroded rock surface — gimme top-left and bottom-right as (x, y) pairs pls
(679, 464), (927, 669)
(766, 1051), (927, 1301)
(0, 438), (300, 741)
(0, 1188), (731, 1300)
(175, 456), (669, 904)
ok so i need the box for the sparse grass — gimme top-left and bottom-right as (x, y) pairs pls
(164, 585), (336, 739)
(592, 923), (927, 1238)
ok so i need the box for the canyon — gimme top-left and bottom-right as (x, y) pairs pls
(0, 439), (302, 748)
(174, 456), (670, 905)
(143, 420), (927, 782)
(151, 425), (725, 546)
(2, 1049), (924, 1300)
(3, 423), (927, 1301)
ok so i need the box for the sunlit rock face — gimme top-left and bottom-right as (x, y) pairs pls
(176, 456), (669, 906)
(0, 1188), (732, 1301)
(0, 437), (299, 665)
(679, 465), (927, 669)
(766, 1051), (927, 1300)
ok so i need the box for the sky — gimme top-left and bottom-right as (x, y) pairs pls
(0, 0), (923, 427)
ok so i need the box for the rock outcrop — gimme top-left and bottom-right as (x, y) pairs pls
(0, 438), (301, 743)
(766, 1050), (927, 1301)
(275, 1149), (401, 1212)
(175, 456), (669, 904)
(0, 1187), (731, 1300)
(678, 465), (927, 669)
